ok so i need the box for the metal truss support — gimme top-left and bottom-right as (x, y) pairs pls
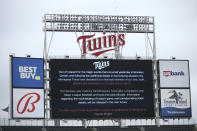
(54, 119), (60, 126)
(152, 17), (160, 127)
(42, 14), (158, 127)
(43, 15), (51, 126)
(115, 33), (121, 59)
(9, 54), (14, 125)
(82, 119), (88, 128)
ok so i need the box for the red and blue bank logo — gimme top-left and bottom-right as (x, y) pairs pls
(163, 71), (184, 77)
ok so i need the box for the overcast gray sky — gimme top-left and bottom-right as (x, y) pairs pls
(0, 0), (197, 123)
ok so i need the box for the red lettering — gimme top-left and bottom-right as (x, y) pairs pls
(92, 48), (116, 57)
(88, 38), (102, 51)
(163, 71), (171, 77)
(77, 34), (95, 54)
(17, 92), (40, 114)
(108, 35), (116, 47)
(77, 32), (125, 56)
(103, 32), (107, 48)
(118, 34), (125, 46)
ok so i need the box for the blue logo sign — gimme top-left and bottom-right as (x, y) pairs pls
(12, 57), (44, 88)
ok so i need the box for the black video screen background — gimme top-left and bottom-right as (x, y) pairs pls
(49, 59), (155, 119)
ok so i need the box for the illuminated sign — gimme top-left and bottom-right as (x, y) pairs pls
(49, 59), (155, 119)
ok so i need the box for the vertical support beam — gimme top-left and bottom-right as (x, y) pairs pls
(43, 14), (48, 126)
(44, 15), (48, 60)
(54, 119), (60, 126)
(152, 17), (156, 61)
(81, 20), (86, 59)
(9, 54), (14, 125)
(115, 46), (120, 59)
(152, 17), (160, 127)
(81, 54), (86, 59)
(82, 119), (88, 128)
(115, 32), (120, 59)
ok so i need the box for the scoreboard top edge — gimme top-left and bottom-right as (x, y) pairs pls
(48, 58), (153, 61)
(158, 59), (189, 62)
(10, 56), (44, 60)
(10, 57), (190, 62)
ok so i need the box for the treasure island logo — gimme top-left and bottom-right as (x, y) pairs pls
(19, 66), (40, 80)
(163, 90), (187, 106)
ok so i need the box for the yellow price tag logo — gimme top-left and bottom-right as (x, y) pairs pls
(35, 76), (40, 80)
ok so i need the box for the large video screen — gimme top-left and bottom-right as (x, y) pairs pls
(49, 59), (154, 118)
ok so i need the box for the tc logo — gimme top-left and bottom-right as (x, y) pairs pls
(17, 93), (40, 114)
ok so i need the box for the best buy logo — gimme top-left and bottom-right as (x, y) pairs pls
(19, 66), (40, 80)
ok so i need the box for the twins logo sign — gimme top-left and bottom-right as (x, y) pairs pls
(12, 57), (44, 88)
(13, 89), (44, 118)
(93, 61), (110, 70)
(77, 32), (125, 57)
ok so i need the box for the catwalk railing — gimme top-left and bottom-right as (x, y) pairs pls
(0, 118), (195, 127)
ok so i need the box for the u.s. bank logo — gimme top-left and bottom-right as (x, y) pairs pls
(19, 66), (40, 80)
(12, 57), (44, 88)
(163, 70), (184, 77)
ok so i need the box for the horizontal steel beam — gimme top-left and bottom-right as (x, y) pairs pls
(44, 29), (154, 33)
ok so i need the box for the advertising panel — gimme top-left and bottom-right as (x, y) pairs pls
(11, 57), (45, 119)
(160, 89), (191, 117)
(49, 59), (154, 118)
(12, 57), (44, 88)
(12, 88), (45, 118)
(158, 60), (190, 88)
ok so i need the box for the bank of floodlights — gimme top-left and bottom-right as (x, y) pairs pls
(43, 14), (154, 33)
